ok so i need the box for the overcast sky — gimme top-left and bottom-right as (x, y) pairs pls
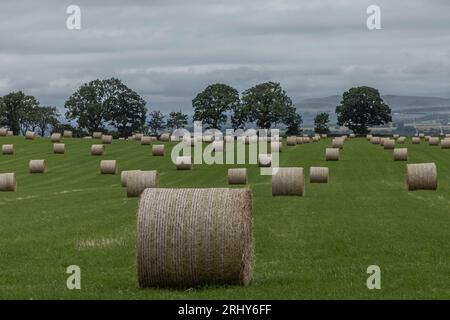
(0, 0), (449, 113)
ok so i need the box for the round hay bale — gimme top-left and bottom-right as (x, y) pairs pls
(370, 136), (380, 144)
(393, 148), (408, 161)
(406, 163), (437, 191)
(286, 136), (297, 146)
(366, 134), (373, 141)
(419, 133), (425, 138)
(2, 144), (14, 155)
(141, 136), (152, 145)
(176, 156), (192, 170)
(397, 137), (406, 144)
(272, 167), (304, 196)
(258, 154), (272, 167)
(25, 131), (35, 140)
(325, 148), (339, 161)
(332, 138), (344, 149)
(134, 133), (143, 141)
(440, 139), (450, 149)
(303, 137), (310, 143)
(29, 160), (48, 173)
(63, 130), (73, 138)
(228, 168), (247, 184)
(321, 134), (328, 139)
(127, 170), (159, 197)
(380, 138), (386, 146)
(53, 143), (65, 154)
(152, 144), (165, 156)
(425, 136), (431, 141)
(121, 170), (141, 187)
(159, 133), (171, 141)
(312, 136), (320, 142)
(412, 137), (421, 144)
(0, 173), (16, 192)
(309, 167), (329, 183)
(101, 135), (113, 144)
(296, 136), (303, 144)
(7, 131), (13, 136)
(429, 137), (439, 146)
(50, 133), (61, 142)
(137, 188), (254, 288)
(91, 144), (105, 155)
(271, 141), (282, 153)
(0, 128), (7, 136)
(383, 139), (395, 150)
(212, 141), (224, 152)
(93, 132), (102, 139)
(100, 160), (117, 174)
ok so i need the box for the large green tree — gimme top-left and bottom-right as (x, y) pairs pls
(192, 83), (240, 129)
(336, 86), (391, 134)
(166, 111), (188, 130)
(147, 110), (165, 135)
(241, 82), (294, 129)
(314, 112), (331, 134)
(0, 91), (40, 135)
(35, 106), (60, 136)
(284, 107), (303, 135)
(65, 78), (147, 136)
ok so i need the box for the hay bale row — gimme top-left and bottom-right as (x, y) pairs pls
(383, 139), (395, 150)
(0, 128), (7, 136)
(2, 144), (14, 155)
(397, 137), (406, 144)
(25, 131), (35, 140)
(0, 173), (16, 191)
(127, 170), (159, 197)
(93, 132), (102, 139)
(393, 148), (408, 161)
(325, 148), (339, 161)
(312, 136), (320, 142)
(412, 137), (420, 144)
(141, 136), (152, 145)
(152, 144), (165, 156)
(29, 160), (47, 173)
(102, 135), (113, 144)
(309, 167), (329, 183)
(121, 170), (141, 187)
(100, 160), (117, 174)
(136, 188), (254, 288)
(441, 139), (450, 149)
(332, 138), (344, 149)
(53, 143), (65, 154)
(429, 137), (440, 146)
(406, 163), (437, 191)
(159, 133), (171, 141)
(91, 144), (105, 155)
(272, 167), (304, 196)
(176, 156), (192, 170)
(270, 141), (282, 153)
(287, 136), (297, 146)
(228, 168), (247, 184)
(370, 136), (380, 144)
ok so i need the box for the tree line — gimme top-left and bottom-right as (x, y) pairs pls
(0, 78), (392, 137)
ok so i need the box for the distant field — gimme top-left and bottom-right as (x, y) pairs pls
(1, 136), (450, 299)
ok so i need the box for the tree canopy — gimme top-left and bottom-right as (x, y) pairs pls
(314, 112), (331, 134)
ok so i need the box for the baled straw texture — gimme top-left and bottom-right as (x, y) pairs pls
(383, 139), (395, 150)
(429, 137), (439, 146)
(7, 131), (13, 136)
(303, 137), (310, 143)
(0, 128), (7, 136)
(121, 170), (141, 187)
(425, 136), (431, 141)
(176, 156), (192, 170)
(332, 138), (344, 149)
(228, 168), (247, 184)
(100, 160), (117, 174)
(412, 137), (420, 144)
(393, 148), (408, 161)
(141, 136), (152, 145)
(137, 188), (254, 288)
(440, 139), (450, 149)
(63, 130), (73, 138)
(91, 144), (105, 155)
(29, 160), (48, 173)
(309, 167), (329, 183)
(134, 133), (143, 141)
(127, 170), (159, 197)
(296, 136), (303, 144)
(25, 131), (35, 140)
(159, 133), (170, 141)
(406, 163), (437, 191)
(2, 144), (14, 155)
(53, 143), (65, 154)
(258, 154), (272, 167)
(0, 173), (16, 191)
(419, 133), (425, 138)
(370, 136), (380, 144)
(393, 134), (399, 139)
(272, 167), (304, 196)
(366, 134), (373, 141)
(50, 133), (61, 142)
(286, 136), (297, 146)
(270, 141), (282, 153)
(397, 137), (406, 144)
(312, 136), (320, 142)
(152, 144), (165, 156)
(325, 148), (339, 161)
(93, 132), (102, 139)
(102, 135), (113, 144)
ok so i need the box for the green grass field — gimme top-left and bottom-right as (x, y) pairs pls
(1, 136), (450, 299)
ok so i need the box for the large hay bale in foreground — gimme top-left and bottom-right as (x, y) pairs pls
(412, 137), (420, 144)
(93, 132), (102, 139)
(25, 131), (35, 140)
(2, 144), (14, 155)
(152, 144), (165, 156)
(53, 143), (65, 154)
(383, 139), (395, 150)
(127, 170), (159, 197)
(63, 130), (73, 138)
(29, 160), (48, 173)
(50, 133), (61, 142)
(258, 154), (272, 167)
(272, 167), (304, 196)
(286, 136), (297, 146)
(441, 139), (450, 149)
(0, 173), (16, 192)
(310, 167), (329, 183)
(429, 137), (439, 146)
(121, 170), (141, 187)
(325, 148), (339, 161)
(406, 163), (437, 191)
(393, 148), (408, 161)
(332, 138), (344, 149)
(137, 188), (254, 288)
(228, 168), (247, 184)
(176, 156), (192, 170)
(102, 135), (113, 144)
(100, 160), (117, 174)
(91, 144), (105, 155)
(141, 136), (152, 145)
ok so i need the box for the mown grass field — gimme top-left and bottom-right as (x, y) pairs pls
(1, 135), (450, 299)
